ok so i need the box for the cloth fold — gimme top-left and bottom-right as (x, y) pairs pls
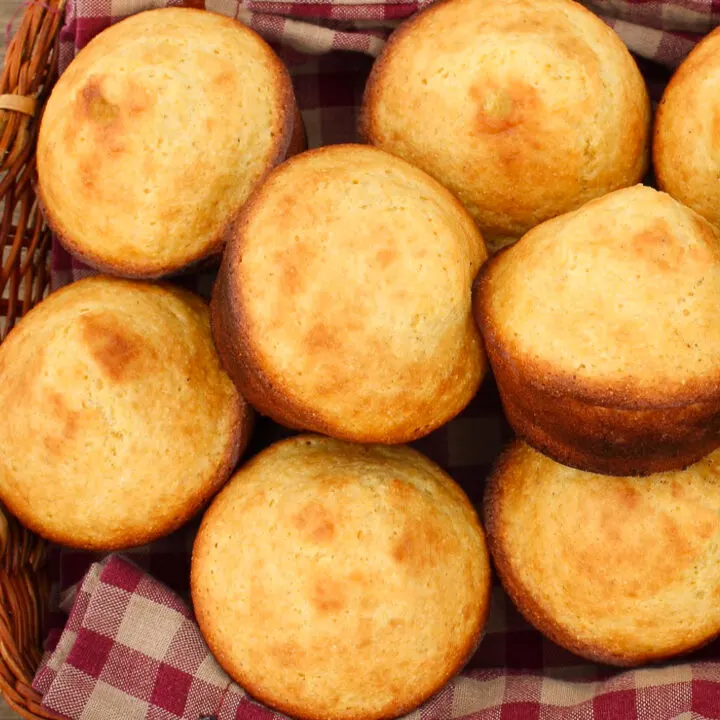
(34, 555), (270, 720)
(34, 555), (720, 720)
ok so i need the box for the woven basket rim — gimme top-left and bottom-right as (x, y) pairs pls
(1, 0), (66, 716)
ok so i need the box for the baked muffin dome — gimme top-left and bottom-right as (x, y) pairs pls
(37, 7), (302, 278)
(485, 440), (720, 666)
(212, 144), (487, 443)
(360, 0), (650, 253)
(474, 185), (720, 476)
(655, 27), (720, 229)
(0, 276), (250, 549)
(192, 435), (490, 720)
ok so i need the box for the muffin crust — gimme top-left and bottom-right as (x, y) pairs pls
(38, 8), (301, 278)
(486, 441), (720, 665)
(213, 144), (488, 443)
(361, 0), (650, 251)
(193, 435), (491, 720)
(0, 276), (250, 549)
(474, 185), (720, 475)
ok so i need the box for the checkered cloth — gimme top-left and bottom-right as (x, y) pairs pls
(33, 552), (720, 720)
(32, 0), (720, 717)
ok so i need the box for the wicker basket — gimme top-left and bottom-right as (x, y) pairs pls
(0, 0), (63, 715)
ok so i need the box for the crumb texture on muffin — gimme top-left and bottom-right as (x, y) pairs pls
(361, 0), (650, 247)
(192, 435), (491, 720)
(474, 185), (720, 475)
(0, 276), (249, 549)
(37, 8), (297, 277)
(478, 185), (720, 393)
(655, 26), (720, 229)
(214, 143), (488, 443)
(485, 441), (720, 666)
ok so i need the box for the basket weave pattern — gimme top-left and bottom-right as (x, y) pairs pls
(0, 0), (66, 716)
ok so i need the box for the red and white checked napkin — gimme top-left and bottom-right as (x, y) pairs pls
(34, 554), (720, 720)
(30, 0), (720, 718)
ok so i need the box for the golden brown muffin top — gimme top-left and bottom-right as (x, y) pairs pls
(655, 27), (720, 229)
(37, 8), (295, 278)
(0, 276), (249, 549)
(485, 440), (720, 666)
(361, 0), (649, 249)
(218, 143), (487, 443)
(192, 435), (490, 720)
(476, 185), (720, 404)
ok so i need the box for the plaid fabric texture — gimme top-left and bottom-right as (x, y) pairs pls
(35, 555), (263, 720)
(32, 0), (720, 717)
(34, 554), (720, 720)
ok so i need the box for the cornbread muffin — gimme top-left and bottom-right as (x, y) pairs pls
(0, 276), (250, 549)
(655, 27), (720, 229)
(192, 435), (491, 720)
(360, 0), (650, 252)
(212, 144), (487, 443)
(474, 185), (720, 476)
(37, 8), (302, 278)
(485, 440), (720, 666)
